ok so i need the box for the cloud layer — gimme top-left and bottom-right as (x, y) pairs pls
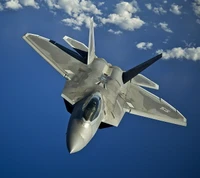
(1, 0), (200, 64)
(157, 47), (200, 61)
(0, 0), (199, 42)
(46, 0), (145, 31)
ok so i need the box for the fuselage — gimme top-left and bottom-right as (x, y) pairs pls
(64, 58), (125, 153)
(67, 92), (103, 153)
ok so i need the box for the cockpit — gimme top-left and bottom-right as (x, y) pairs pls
(82, 95), (101, 122)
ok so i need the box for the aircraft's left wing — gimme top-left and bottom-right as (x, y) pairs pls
(122, 83), (187, 126)
(23, 33), (87, 80)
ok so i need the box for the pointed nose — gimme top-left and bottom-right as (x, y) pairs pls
(66, 118), (93, 154)
(67, 133), (85, 154)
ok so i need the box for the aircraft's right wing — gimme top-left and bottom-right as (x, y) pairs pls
(23, 33), (88, 80)
(122, 83), (187, 126)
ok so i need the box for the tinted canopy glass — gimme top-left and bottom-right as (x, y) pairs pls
(83, 96), (101, 121)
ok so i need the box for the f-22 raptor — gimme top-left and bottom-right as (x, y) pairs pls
(23, 18), (187, 154)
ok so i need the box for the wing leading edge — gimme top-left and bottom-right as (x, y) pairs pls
(122, 83), (187, 126)
(23, 33), (87, 80)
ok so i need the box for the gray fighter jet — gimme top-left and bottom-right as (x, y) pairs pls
(23, 18), (187, 154)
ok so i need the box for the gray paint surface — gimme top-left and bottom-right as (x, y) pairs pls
(23, 19), (186, 153)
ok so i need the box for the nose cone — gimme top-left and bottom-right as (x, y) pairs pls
(66, 119), (92, 154)
(67, 133), (85, 154)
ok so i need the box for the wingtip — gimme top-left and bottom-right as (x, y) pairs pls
(23, 33), (50, 41)
(23, 33), (37, 38)
(63, 35), (68, 40)
(155, 84), (160, 90)
(23, 33), (28, 37)
(183, 117), (187, 126)
(23, 33), (40, 40)
(63, 35), (70, 42)
(63, 36), (71, 46)
(23, 33), (30, 39)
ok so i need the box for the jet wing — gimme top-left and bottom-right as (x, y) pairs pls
(23, 33), (87, 80)
(122, 83), (187, 126)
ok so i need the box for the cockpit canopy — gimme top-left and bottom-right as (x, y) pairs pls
(83, 95), (101, 122)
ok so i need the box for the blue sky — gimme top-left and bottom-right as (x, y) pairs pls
(0, 0), (200, 177)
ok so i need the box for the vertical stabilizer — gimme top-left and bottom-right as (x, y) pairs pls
(87, 17), (95, 65)
(122, 54), (162, 84)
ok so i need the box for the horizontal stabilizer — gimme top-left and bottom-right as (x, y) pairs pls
(122, 54), (162, 84)
(131, 74), (159, 90)
(63, 36), (88, 60)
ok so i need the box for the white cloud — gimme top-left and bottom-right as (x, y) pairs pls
(145, 3), (152, 10)
(136, 42), (153, 50)
(19, 0), (39, 9)
(197, 19), (200, 24)
(45, 0), (101, 30)
(44, 0), (60, 9)
(159, 22), (173, 33)
(163, 1), (167, 4)
(98, 2), (105, 7)
(153, 6), (167, 15)
(146, 4), (167, 15)
(114, 1), (139, 15)
(5, 0), (39, 10)
(62, 13), (97, 29)
(73, 26), (81, 31)
(44, 0), (102, 16)
(100, 1), (145, 31)
(193, 0), (200, 17)
(108, 29), (122, 35)
(5, 0), (22, 10)
(54, 0), (102, 16)
(170, 3), (182, 15)
(0, 3), (3, 11)
(156, 47), (200, 61)
(1, 0), (144, 31)
(79, 0), (102, 15)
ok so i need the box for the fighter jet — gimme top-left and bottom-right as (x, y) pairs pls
(23, 18), (187, 154)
